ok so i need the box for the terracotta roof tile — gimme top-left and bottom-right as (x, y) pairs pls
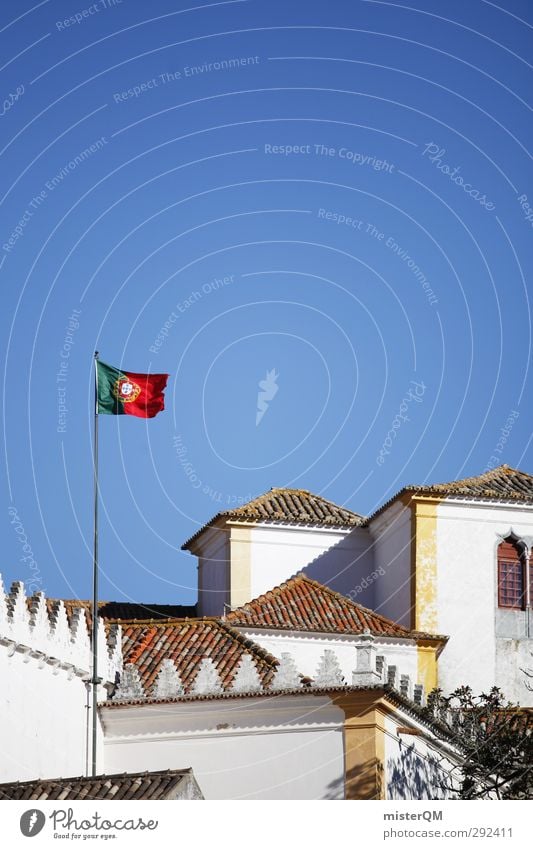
(0, 769), (201, 800)
(226, 573), (421, 638)
(366, 465), (533, 523)
(182, 487), (363, 549)
(415, 464), (533, 500)
(121, 619), (278, 692)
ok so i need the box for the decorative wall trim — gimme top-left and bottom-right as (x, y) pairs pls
(0, 574), (122, 685)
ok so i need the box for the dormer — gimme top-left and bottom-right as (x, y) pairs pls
(181, 488), (365, 615)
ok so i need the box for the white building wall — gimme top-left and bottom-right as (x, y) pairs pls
(495, 639), (533, 706)
(237, 628), (419, 687)
(384, 714), (459, 799)
(302, 527), (376, 603)
(0, 577), (122, 782)
(246, 524), (361, 600)
(0, 646), (96, 781)
(436, 500), (533, 704)
(198, 552), (229, 617)
(193, 528), (230, 616)
(195, 522), (377, 613)
(370, 501), (413, 627)
(102, 696), (345, 800)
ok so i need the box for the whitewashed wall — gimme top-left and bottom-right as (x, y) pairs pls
(436, 500), (533, 704)
(247, 524), (360, 600)
(0, 645), (96, 781)
(102, 696), (345, 800)
(302, 526), (375, 603)
(236, 627), (419, 687)
(195, 522), (378, 614)
(194, 526), (230, 616)
(0, 577), (122, 782)
(384, 713), (460, 800)
(370, 501), (412, 628)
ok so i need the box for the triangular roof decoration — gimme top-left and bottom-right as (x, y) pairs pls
(120, 618), (278, 693)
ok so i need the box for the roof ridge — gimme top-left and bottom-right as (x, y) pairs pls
(181, 487), (363, 550)
(215, 618), (280, 668)
(119, 616), (226, 628)
(225, 488), (362, 516)
(268, 486), (313, 495)
(430, 464), (525, 489)
(366, 464), (533, 524)
(0, 768), (189, 787)
(227, 571), (416, 637)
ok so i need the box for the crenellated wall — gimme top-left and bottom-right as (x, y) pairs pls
(0, 575), (122, 781)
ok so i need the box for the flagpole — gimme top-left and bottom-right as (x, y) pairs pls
(91, 351), (100, 777)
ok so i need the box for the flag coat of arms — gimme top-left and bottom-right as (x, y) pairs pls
(96, 360), (169, 418)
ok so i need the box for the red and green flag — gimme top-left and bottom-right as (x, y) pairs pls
(96, 360), (169, 418)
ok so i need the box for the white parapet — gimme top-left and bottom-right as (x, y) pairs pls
(0, 574), (122, 685)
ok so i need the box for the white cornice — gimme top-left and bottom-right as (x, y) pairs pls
(0, 637), (89, 679)
(233, 627), (415, 648)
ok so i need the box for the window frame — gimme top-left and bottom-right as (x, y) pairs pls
(497, 537), (528, 610)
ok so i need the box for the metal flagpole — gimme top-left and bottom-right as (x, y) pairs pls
(91, 351), (100, 777)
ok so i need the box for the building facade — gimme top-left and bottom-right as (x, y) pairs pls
(185, 466), (533, 705)
(1, 464), (532, 798)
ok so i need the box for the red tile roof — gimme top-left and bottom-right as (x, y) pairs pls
(0, 769), (201, 800)
(121, 618), (278, 692)
(226, 573), (420, 638)
(182, 487), (363, 549)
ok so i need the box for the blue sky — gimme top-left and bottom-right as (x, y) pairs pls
(1, 0), (532, 604)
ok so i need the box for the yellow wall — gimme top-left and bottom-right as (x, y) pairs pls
(416, 644), (438, 693)
(229, 525), (253, 609)
(333, 693), (386, 800)
(410, 497), (443, 692)
(411, 498), (441, 633)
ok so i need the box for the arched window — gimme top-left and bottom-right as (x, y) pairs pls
(497, 538), (525, 609)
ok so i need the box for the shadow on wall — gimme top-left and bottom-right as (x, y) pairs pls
(386, 742), (454, 800)
(324, 758), (384, 800)
(303, 527), (378, 609)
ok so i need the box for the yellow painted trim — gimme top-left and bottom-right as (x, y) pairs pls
(228, 525), (253, 609)
(417, 644), (438, 693)
(411, 497), (441, 633)
(333, 693), (386, 800)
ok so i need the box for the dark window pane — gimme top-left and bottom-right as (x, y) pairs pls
(498, 558), (524, 608)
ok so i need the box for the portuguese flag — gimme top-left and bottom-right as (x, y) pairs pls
(96, 360), (169, 418)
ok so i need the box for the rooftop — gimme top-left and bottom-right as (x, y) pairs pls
(182, 487), (364, 549)
(183, 466), (533, 550)
(0, 769), (202, 800)
(412, 464), (533, 501)
(367, 464), (533, 522)
(226, 572), (442, 641)
(121, 617), (278, 692)
(45, 599), (196, 626)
